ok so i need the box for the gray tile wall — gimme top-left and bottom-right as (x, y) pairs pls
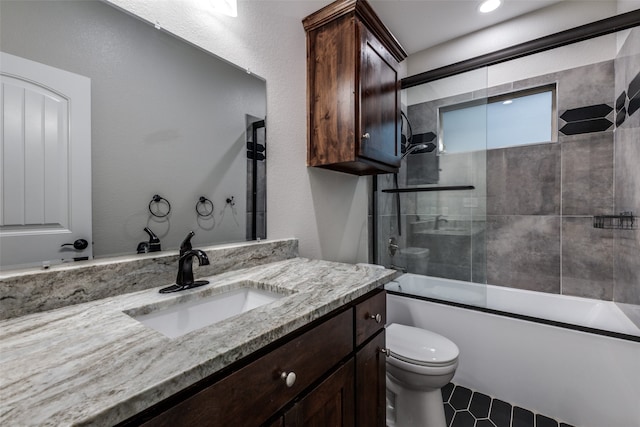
(562, 217), (614, 299)
(487, 143), (561, 216)
(560, 132), (614, 216)
(485, 61), (617, 298)
(395, 55), (639, 303)
(486, 215), (561, 293)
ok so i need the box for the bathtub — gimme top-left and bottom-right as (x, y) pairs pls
(386, 274), (640, 427)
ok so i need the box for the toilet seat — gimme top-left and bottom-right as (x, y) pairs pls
(386, 323), (459, 367)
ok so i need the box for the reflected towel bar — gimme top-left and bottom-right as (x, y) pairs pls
(381, 185), (475, 193)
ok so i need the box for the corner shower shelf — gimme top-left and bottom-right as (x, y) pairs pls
(593, 212), (636, 230)
(381, 185), (475, 193)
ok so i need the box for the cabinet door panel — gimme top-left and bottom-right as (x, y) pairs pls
(356, 330), (386, 427)
(285, 360), (355, 427)
(358, 25), (400, 168)
(307, 15), (356, 167)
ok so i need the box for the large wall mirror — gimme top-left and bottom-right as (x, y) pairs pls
(0, 0), (267, 269)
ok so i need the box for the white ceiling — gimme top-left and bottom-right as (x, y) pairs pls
(370, 0), (565, 54)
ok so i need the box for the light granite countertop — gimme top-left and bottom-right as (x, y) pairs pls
(0, 257), (396, 426)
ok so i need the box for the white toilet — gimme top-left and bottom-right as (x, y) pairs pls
(385, 323), (459, 427)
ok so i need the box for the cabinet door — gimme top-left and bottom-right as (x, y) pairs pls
(358, 24), (400, 168)
(356, 330), (386, 427)
(306, 15), (357, 167)
(284, 360), (355, 427)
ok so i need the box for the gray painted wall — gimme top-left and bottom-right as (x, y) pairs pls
(0, 0), (266, 257)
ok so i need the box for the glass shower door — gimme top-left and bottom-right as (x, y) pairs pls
(375, 67), (489, 304)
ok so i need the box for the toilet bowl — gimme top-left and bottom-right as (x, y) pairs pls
(386, 323), (459, 427)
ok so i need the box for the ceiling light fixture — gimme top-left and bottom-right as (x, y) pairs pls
(479, 0), (502, 14)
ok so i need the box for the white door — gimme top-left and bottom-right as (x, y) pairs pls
(0, 52), (92, 269)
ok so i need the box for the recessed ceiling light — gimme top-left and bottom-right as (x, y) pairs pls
(479, 0), (502, 13)
(503, 99), (513, 105)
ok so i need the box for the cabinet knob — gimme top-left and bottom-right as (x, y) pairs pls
(380, 348), (391, 357)
(280, 371), (296, 388)
(368, 313), (382, 323)
(362, 132), (370, 139)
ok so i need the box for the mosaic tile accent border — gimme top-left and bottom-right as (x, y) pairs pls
(615, 70), (640, 128)
(616, 91), (627, 127)
(559, 104), (613, 135)
(442, 383), (575, 427)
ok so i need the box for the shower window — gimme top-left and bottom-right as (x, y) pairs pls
(439, 84), (556, 154)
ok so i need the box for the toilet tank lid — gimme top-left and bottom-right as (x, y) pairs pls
(387, 323), (459, 365)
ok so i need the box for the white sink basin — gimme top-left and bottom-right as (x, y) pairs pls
(127, 282), (288, 338)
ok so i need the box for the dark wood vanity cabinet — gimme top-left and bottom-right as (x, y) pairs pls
(131, 289), (387, 427)
(303, 0), (407, 175)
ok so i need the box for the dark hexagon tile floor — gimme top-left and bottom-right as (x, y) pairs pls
(441, 383), (576, 427)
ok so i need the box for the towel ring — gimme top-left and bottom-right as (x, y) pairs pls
(196, 196), (214, 217)
(148, 194), (171, 218)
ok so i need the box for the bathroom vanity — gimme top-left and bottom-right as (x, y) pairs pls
(131, 289), (386, 426)
(0, 247), (395, 426)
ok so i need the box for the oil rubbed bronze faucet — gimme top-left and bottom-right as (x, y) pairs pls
(159, 231), (210, 293)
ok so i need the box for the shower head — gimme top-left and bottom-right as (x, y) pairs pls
(401, 143), (428, 159)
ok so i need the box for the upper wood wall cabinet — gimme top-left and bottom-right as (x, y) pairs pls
(303, 0), (407, 175)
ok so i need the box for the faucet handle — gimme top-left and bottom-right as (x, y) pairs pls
(388, 237), (399, 257)
(144, 227), (160, 244)
(143, 227), (161, 252)
(179, 231), (195, 256)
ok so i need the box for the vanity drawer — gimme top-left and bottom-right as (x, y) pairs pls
(144, 309), (353, 427)
(355, 289), (386, 347)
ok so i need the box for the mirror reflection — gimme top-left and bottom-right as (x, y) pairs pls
(0, 0), (267, 269)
